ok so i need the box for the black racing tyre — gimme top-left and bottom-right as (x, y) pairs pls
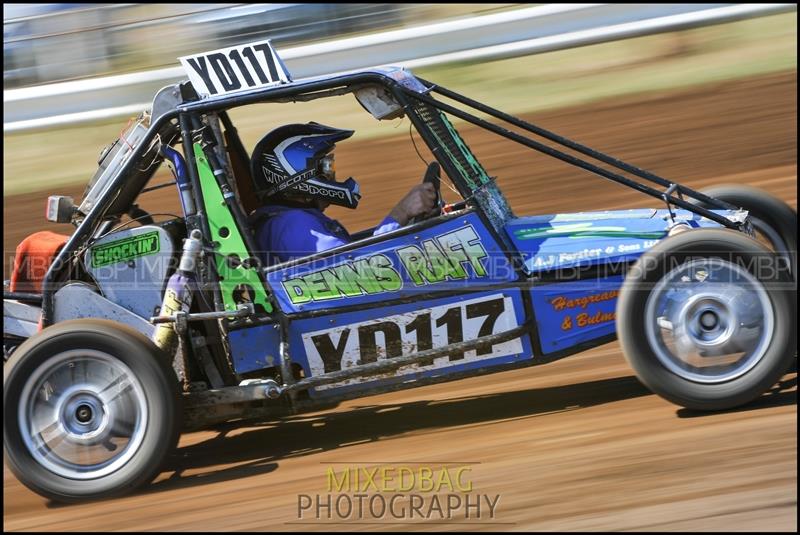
(617, 229), (796, 411)
(694, 185), (797, 280)
(3, 319), (181, 502)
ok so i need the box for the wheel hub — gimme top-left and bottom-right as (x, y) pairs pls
(676, 295), (738, 355)
(698, 310), (718, 330)
(75, 404), (92, 423)
(645, 258), (774, 383)
(59, 389), (109, 440)
(18, 350), (148, 480)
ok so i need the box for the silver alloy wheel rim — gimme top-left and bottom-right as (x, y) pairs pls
(18, 349), (148, 480)
(644, 258), (774, 384)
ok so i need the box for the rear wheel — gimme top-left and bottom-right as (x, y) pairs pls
(3, 319), (181, 502)
(617, 229), (795, 410)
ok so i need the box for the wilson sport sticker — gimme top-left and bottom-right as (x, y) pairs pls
(91, 231), (160, 268)
(179, 39), (291, 98)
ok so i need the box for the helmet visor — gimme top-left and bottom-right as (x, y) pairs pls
(317, 154), (335, 180)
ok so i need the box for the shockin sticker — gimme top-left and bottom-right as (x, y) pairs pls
(90, 231), (160, 268)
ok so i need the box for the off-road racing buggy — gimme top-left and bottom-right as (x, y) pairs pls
(4, 40), (796, 502)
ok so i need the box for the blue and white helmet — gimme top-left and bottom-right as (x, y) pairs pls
(250, 122), (361, 209)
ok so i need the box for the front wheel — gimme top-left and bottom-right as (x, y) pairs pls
(694, 185), (797, 280)
(3, 319), (181, 502)
(617, 229), (796, 410)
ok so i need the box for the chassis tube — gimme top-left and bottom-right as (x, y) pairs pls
(196, 138), (262, 259)
(3, 292), (43, 304)
(392, 91), (473, 201)
(420, 80), (736, 211)
(161, 145), (196, 216)
(402, 89), (740, 230)
(285, 322), (531, 393)
(180, 113), (225, 313)
(40, 112), (179, 326)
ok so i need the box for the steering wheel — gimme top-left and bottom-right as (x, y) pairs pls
(128, 204), (155, 226)
(410, 162), (443, 224)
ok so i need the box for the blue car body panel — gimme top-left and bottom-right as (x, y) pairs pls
(230, 208), (738, 387)
(506, 208), (738, 353)
(228, 324), (283, 374)
(530, 276), (624, 354)
(504, 208), (737, 274)
(266, 212), (518, 314)
(230, 288), (532, 395)
(289, 288), (532, 398)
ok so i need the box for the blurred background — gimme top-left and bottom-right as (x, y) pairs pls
(2, 4), (798, 531)
(2, 3), (797, 272)
(4, 4), (518, 87)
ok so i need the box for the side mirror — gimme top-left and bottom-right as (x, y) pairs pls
(45, 195), (76, 223)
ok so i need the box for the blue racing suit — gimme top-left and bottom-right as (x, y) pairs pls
(252, 205), (400, 266)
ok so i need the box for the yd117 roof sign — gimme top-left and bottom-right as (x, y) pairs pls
(179, 39), (292, 98)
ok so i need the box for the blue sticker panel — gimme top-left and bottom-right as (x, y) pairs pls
(530, 275), (624, 354)
(228, 323), (283, 374)
(505, 208), (735, 274)
(267, 212), (517, 313)
(287, 288), (532, 398)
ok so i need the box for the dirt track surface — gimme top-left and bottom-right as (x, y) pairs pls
(3, 71), (797, 531)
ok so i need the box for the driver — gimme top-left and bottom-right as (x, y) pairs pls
(250, 122), (438, 266)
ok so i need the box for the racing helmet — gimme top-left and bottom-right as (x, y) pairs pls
(250, 122), (360, 209)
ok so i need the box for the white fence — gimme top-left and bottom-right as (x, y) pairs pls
(3, 3), (795, 133)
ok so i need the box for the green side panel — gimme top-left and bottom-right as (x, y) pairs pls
(194, 144), (273, 313)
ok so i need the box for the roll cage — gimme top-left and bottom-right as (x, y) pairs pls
(38, 66), (743, 331)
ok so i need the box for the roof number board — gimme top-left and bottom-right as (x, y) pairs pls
(179, 39), (292, 98)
